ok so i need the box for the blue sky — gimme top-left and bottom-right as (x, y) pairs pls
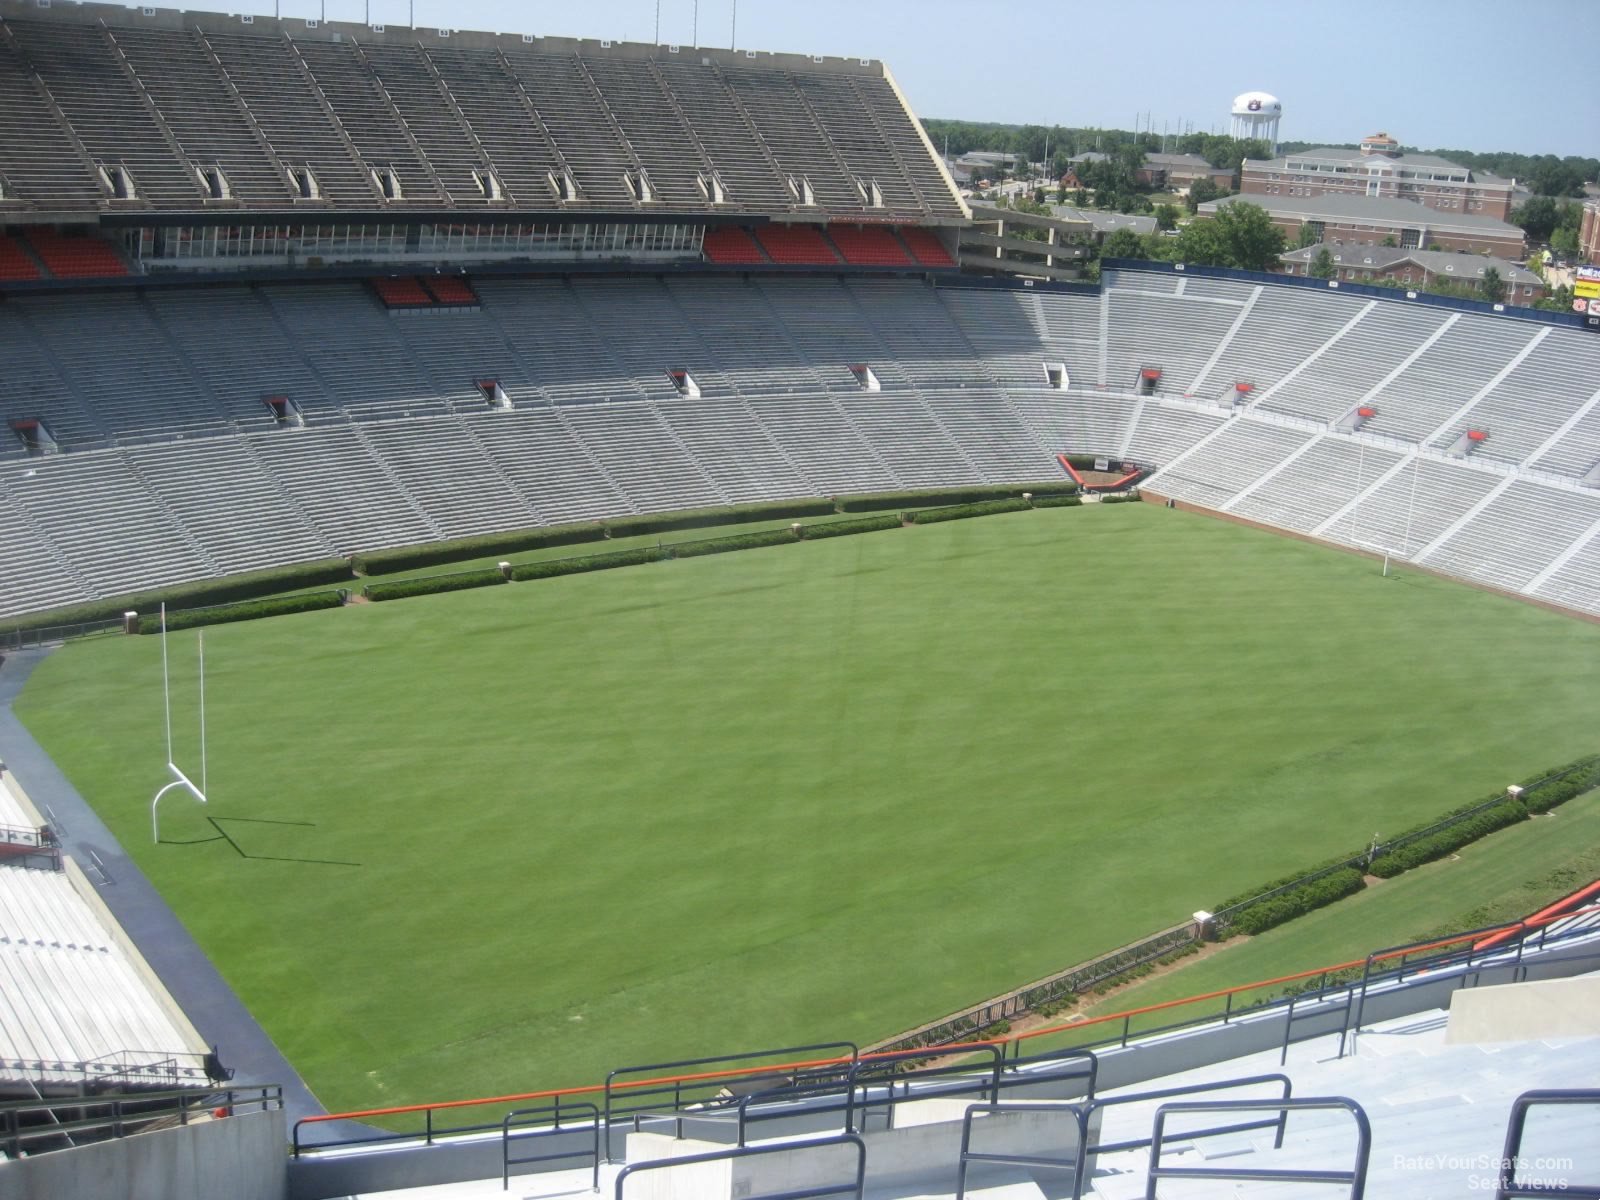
(199, 0), (1596, 157)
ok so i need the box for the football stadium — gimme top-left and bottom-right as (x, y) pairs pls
(1, 3), (1598, 1197)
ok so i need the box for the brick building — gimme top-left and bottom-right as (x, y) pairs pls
(1582, 201), (1600, 266)
(1137, 153), (1233, 190)
(1279, 244), (1545, 304)
(1199, 193), (1526, 258)
(1240, 132), (1516, 221)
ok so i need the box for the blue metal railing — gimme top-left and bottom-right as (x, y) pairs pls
(1146, 1096), (1371, 1198)
(614, 1134), (867, 1200)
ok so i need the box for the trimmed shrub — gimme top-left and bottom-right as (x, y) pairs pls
(602, 499), (836, 538)
(364, 569), (507, 602)
(838, 483), (1076, 513)
(1369, 801), (1526, 878)
(669, 528), (800, 558)
(798, 514), (903, 539)
(510, 547), (665, 581)
(1521, 755), (1600, 813)
(1097, 490), (1142, 505)
(911, 498), (1032, 524)
(354, 523), (604, 575)
(1030, 494), (1084, 509)
(1228, 868), (1365, 935)
(6, 559), (354, 633)
(137, 590), (344, 632)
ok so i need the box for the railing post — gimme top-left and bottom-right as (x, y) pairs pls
(425, 1106), (433, 1146)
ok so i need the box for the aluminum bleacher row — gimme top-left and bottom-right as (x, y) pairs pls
(2, 272), (1599, 624)
(0, 773), (209, 1093)
(0, 5), (965, 223)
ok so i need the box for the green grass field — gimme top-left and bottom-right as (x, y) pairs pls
(1015, 787), (1600, 1053)
(15, 503), (1600, 1115)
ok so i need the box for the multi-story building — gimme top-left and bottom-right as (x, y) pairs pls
(1581, 200), (1600, 266)
(1200, 193), (1526, 257)
(1279, 244), (1545, 304)
(1241, 132), (1515, 221)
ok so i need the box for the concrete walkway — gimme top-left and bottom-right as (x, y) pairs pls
(0, 645), (366, 1141)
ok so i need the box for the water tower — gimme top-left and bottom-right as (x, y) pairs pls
(1230, 91), (1282, 154)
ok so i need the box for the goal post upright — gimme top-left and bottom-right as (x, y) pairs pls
(151, 605), (209, 844)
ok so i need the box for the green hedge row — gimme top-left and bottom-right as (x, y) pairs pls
(1031, 495), (1084, 509)
(670, 528), (800, 558)
(1369, 800), (1527, 878)
(1228, 868), (1365, 935)
(7, 558), (354, 633)
(364, 569), (507, 602)
(602, 499), (835, 538)
(838, 483), (1076, 513)
(798, 514), (903, 539)
(510, 547), (664, 581)
(354, 523), (604, 576)
(1522, 755), (1600, 813)
(911, 498), (1032, 524)
(1097, 491), (1142, 505)
(137, 590), (345, 633)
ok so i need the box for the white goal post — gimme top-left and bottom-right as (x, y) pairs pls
(150, 605), (209, 843)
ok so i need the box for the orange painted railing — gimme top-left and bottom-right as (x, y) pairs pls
(295, 892), (1600, 1148)
(1473, 878), (1600, 952)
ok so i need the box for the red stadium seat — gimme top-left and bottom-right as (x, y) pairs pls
(900, 228), (955, 268)
(423, 277), (479, 306)
(0, 234), (42, 281)
(826, 225), (914, 267)
(702, 227), (768, 265)
(753, 225), (840, 265)
(24, 229), (129, 278)
(370, 277), (435, 308)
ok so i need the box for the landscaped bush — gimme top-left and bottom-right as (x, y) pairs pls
(837, 483), (1076, 513)
(137, 590), (345, 632)
(1521, 755), (1600, 813)
(363, 569), (507, 602)
(797, 514), (903, 539)
(1097, 491), (1142, 504)
(7, 559), (354, 633)
(1227, 868), (1366, 935)
(1369, 801), (1526, 878)
(354, 523), (605, 575)
(602, 499), (837, 537)
(1030, 494), (1084, 509)
(910, 498), (1032, 524)
(509, 547), (665, 580)
(668, 528), (800, 558)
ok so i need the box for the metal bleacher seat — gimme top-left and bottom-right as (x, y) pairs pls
(498, 51), (637, 207)
(1261, 303), (1452, 425)
(356, 42), (496, 207)
(557, 402), (726, 513)
(1362, 315), (1537, 446)
(463, 407), (633, 526)
(292, 39), (444, 206)
(205, 31), (377, 205)
(7, 19), (202, 208)
(1422, 481), (1600, 594)
(1450, 331), (1600, 470)
(653, 60), (793, 212)
(1321, 456), (1502, 557)
(719, 65), (860, 212)
(1230, 436), (1406, 534)
(0, 30), (105, 210)
(109, 26), (293, 206)
(1148, 418), (1316, 511)
(1207, 287), (1369, 403)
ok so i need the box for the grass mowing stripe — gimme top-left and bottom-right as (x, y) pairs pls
(15, 503), (1600, 1114)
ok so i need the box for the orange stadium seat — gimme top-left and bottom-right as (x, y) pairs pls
(901, 227), (956, 268)
(827, 225), (914, 267)
(753, 225), (841, 265)
(702, 227), (768, 265)
(0, 234), (43, 281)
(24, 229), (129, 278)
